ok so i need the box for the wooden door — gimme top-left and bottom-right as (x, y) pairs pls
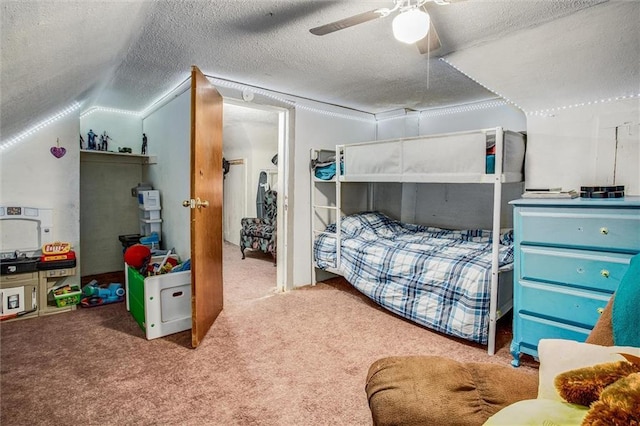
(190, 65), (223, 348)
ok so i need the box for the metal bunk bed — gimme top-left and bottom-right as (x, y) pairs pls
(310, 127), (526, 355)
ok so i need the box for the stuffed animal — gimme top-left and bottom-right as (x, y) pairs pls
(554, 353), (640, 425)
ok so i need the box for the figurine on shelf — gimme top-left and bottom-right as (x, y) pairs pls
(79, 134), (85, 150)
(100, 131), (111, 151)
(141, 133), (148, 155)
(87, 129), (97, 150)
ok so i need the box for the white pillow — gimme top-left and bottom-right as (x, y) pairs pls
(483, 399), (587, 426)
(537, 339), (640, 401)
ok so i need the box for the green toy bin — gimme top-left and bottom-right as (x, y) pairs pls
(53, 285), (82, 307)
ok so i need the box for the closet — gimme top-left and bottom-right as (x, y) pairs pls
(79, 150), (155, 276)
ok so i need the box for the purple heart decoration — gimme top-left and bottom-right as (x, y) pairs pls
(50, 146), (66, 158)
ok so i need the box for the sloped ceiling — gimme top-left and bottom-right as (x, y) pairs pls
(2, 0), (635, 142)
(445, 1), (640, 113)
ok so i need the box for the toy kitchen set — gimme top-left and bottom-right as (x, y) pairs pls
(0, 206), (78, 321)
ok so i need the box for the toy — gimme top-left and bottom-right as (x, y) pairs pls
(141, 133), (148, 155)
(87, 129), (97, 150)
(146, 256), (178, 275)
(171, 259), (190, 272)
(99, 131), (111, 151)
(124, 244), (151, 270)
(139, 232), (159, 250)
(80, 281), (125, 307)
(554, 353), (640, 425)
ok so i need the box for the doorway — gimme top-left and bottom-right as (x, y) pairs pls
(222, 101), (285, 292)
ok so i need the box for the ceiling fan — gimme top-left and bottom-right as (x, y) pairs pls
(309, 0), (457, 55)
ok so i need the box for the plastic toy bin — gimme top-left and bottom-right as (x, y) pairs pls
(127, 266), (191, 340)
(53, 285), (82, 307)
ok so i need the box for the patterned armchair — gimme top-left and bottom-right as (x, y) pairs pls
(240, 190), (277, 265)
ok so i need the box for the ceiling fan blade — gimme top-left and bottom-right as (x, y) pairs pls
(417, 19), (441, 54)
(310, 10), (383, 36)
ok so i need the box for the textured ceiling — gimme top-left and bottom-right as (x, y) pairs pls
(2, 0), (636, 141)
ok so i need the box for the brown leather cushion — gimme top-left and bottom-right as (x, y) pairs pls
(366, 356), (538, 426)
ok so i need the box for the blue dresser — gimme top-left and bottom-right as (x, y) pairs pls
(510, 197), (640, 367)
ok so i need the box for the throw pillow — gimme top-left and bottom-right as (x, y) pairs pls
(537, 339), (640, 401)
(483, 399), (588, 426)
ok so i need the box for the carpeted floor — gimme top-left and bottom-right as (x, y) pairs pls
(0, 242), (537, 425)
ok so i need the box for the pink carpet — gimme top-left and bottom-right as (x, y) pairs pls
(0, 242), (537, 425)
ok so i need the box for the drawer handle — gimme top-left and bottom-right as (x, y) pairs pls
(597, 307), (604, 315)
(600, 227), (609, 235)
(600, 269), (610, 278)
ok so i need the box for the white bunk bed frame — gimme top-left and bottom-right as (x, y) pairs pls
(310, 126), (525, 355)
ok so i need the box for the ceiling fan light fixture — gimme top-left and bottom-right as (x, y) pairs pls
(392, 8), (430, 44)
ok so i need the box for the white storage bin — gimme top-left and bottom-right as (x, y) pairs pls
(138, 190), (161, 210)
(127, 262), (191, 340)
(139, 208), (161, 220)
(140, 219), (162, 238)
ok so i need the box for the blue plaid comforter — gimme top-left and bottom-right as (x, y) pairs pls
(313, 212), (514, 344)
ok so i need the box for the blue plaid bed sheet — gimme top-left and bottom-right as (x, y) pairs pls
(313, 212), (514, 344)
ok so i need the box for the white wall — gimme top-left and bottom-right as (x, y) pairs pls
(419, 103), (526, 134)
(0, 113), (81, 287)
(374, 102), (526, 140)
(142, 90), (191, 260)
(223, 113), (279, 218)
(294, 108), (376, 286)
(223, 117), (278, 245)
(376, 111), (420, 140)
(526, 98), (639, 195)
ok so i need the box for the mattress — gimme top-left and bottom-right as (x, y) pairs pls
(313, 212), (514, 344)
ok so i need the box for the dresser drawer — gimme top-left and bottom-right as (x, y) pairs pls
(513, 313), (592, 355)
(517, 208), (640, 253)
(516, 280), (611, 328)
(520, 246), (631, 292)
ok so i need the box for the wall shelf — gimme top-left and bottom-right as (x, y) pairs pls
(80, 150), (157, 164)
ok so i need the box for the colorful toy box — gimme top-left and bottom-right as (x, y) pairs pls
(126, 257), (191, 340)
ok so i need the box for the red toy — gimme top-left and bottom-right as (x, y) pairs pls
(124, 244), (151, 269)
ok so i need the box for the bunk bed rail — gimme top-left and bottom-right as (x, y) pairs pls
(338, 127), (525, 183)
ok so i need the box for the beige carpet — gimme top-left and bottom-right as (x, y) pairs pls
(0, 242), (537, 425)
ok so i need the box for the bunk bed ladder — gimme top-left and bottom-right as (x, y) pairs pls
(310, 147), (342, 284)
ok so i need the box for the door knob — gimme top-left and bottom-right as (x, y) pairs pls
(182, 198), (209, 209)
